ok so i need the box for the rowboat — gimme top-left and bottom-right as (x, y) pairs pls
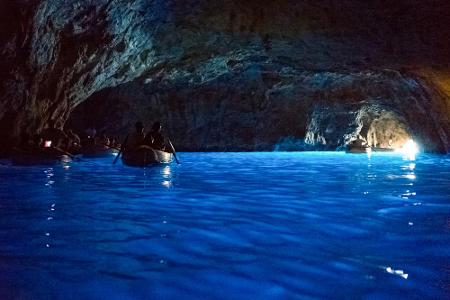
(345, 139), (371, 154)
(372, 147), (395, 152)
(82, 146), (118, 158)
(346, 145), (371, 154)
(12, 148), (72, 165)
(121, 146), (173, 167)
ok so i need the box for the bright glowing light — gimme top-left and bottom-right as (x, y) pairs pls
(366, 147), (372, 158)
(44, 140), (52, 147)
(162, 166), (171, 176)
(162, 180), (171, 187)
(386, 267), (408, 279)
(396, 139), (419, 160)
(405, 174), (416, 180)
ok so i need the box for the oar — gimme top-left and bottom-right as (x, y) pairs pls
(168, 139), (180, 164)
(63, 151), (82, 162)
(99, 143), (121, 151)
(50, 146), (83, 162)
(113, 135), (128, 164)
(14, 146), (83, 162)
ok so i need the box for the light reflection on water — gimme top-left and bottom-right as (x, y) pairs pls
(0, 152), (449, 299)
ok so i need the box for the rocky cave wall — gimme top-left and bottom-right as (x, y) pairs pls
(1, 0), (450, 153)
(68, 68), (448, 152)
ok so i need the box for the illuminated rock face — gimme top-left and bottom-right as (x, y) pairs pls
(69, 69), (447, 152)
(1, 0), (449, 153)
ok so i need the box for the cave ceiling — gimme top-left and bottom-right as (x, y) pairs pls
(0, 0), (449, 152)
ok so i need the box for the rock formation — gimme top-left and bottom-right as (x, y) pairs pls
(1, 0), (449, 153)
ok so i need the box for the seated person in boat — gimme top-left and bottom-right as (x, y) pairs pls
(125, 121), (146, 151)
(17, 132), (31, 151)
(65, 129), (81, 152)
(143, 121), (166, 151)
(110, 137), (118, 148)
(85, 126), (97, 139)
(95, 131), (110, 148)
(41, 119), (68, 149)
(17, 131), (69, 157)
(17, 132), (41, 153)
(80, 126), (96, 148)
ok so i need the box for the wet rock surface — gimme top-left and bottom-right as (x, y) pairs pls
(1, 0), (450, 153)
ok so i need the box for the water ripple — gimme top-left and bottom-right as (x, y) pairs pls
(0, 152), (449, 299)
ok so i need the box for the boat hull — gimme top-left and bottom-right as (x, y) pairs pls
(82, 147), (118, 158)
(346, 146), (371, 154)
(12, 151), (72, 166)
(372, 147), (395, 152)
(122, 147), (173, 167)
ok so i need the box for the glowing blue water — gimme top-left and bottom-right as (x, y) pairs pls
(0, 152), (449, 299)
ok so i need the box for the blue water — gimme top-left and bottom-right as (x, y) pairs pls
(0, 152), (449, 299)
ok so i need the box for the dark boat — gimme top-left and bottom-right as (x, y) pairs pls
(121, 146), (173, 167)
(345, 139), (371, 154)
(12, 148), (73, 165)
(82, 146), (118, 158)
(346, 145), (371, 153)
(372, 147), (395, 152)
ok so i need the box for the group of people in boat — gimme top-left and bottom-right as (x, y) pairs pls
(16, 119), (120, 157)
(125, 121), (168, 152)
(346, 136), (370, 153)
(15, 118), (171, 160)
(117, 121), (177, 166)
(346, 135), (396, 153)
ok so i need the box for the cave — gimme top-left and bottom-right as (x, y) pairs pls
(1, 1), (450, 299)
(0, 0), (449, 154)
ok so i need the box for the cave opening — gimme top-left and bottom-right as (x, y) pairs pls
(1, 1), (450, 299)
(0, 0), (448, 154)
(365, 111), (412, 149)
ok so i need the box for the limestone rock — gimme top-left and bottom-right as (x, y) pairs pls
(69, 69), (448, 152)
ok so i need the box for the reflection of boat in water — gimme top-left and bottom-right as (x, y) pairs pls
(122, 146), (173, 167)
(12, 148), (72, 165)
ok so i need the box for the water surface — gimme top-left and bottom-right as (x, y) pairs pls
(0, 152), (449, 299)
